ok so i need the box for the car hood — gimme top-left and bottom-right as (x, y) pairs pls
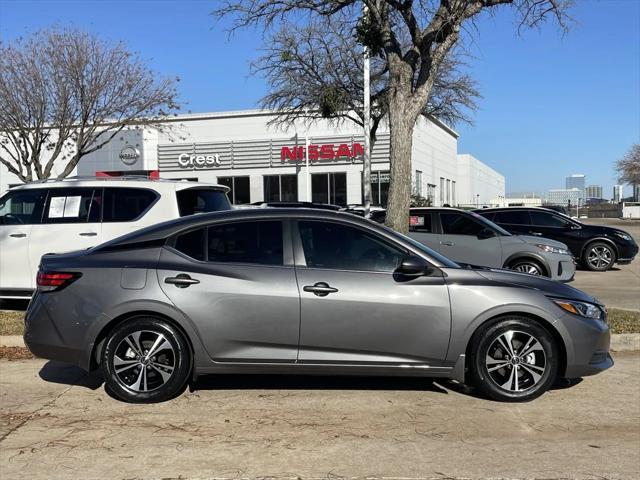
(513, 235), (569, 249)
(468, 266), (599, 304)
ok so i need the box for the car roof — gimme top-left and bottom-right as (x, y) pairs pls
(474, 207), (561, 213)
(7, 177), (229, 193)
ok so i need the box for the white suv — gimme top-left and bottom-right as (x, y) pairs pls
(0, 177), (230, 298)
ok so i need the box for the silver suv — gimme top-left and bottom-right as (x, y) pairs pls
(407, 208), (575, 281)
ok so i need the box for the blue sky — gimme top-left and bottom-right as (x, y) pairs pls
(1, 0), (638, 196)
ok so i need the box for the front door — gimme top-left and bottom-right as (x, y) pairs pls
(294, 219), (451, 365)
(437, 211), (503, 267)
(158, 220), (300, 362)
(28, 188), (103, 281)
(0, 189), (47, 291)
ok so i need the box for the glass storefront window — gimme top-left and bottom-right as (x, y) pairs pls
(369, 171), (390, 207)
(263, 174), (298, 202)
(311, 173), (347, 206)
(218, 176), (250, 204)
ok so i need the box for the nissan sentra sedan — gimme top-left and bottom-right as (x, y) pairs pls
(25, 209), (612, 403)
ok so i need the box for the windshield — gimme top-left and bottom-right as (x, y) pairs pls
(468, 211), (512, 236)
(376, 223), (460, 268)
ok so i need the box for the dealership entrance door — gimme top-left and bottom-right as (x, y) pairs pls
(311, 173), (347, 206)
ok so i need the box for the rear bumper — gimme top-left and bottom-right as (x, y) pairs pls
(23, 291), (89, 370)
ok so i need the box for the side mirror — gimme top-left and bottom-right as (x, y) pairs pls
(396, 256), (433, 277)
(477, 228), (496, 240)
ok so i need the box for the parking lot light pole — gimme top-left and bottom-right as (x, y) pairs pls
(362, 2), (372, 218)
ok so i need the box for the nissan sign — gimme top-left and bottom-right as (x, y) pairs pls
(178, 153), (222, 168)
(119, 145), (140, 165)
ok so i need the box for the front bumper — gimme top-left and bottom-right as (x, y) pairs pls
(616, 243), (638, 265)
(548, 254), (576, 282)
(560, 311), (613, 378)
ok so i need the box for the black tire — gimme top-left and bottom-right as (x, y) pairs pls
(101, 316), (191, 403)
(582, 242), (616, 271)
(508, 258), (547, 277)
(469, 317), (558, 402)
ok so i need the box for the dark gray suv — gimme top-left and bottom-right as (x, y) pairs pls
(25, 209), (612, 403)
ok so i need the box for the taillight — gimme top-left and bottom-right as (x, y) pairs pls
(36, 271), (81, 292)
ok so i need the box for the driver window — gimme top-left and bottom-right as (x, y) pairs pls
(0, 189), (47, 225)
(440, 212), (485, 236)
(298, 220), (405, 272)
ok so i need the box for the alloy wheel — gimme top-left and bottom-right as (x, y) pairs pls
(485, 330), (547, 393)
(512, 262), (542, 276)
(112, 330), (176, 393)
(587, 245), (613, 270)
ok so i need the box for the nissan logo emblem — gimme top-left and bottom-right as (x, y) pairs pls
(119, 145), (140, 165)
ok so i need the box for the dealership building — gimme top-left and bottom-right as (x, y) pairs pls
(0, 110), (505, 207)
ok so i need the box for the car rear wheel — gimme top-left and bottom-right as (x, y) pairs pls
(508, 259), (546, 277)
(469, 317), (558, 402)
(583, 242), (616, 271)
(101, 317), (191, 403)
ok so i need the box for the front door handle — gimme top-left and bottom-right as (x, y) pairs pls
(303, 282), (338, 297)
(440, 241), (455, 246)
(79, 232), (98, 237)
(165, 274), (200, 288)
(9, 233), (27, 238)
(528, 231), (542, 236)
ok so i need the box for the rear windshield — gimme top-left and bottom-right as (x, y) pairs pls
(176, 188), (231, 217)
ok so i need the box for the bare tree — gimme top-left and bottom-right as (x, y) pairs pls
(215, 0), (572, 233)
(253, 17), (480, 147)
(616, 143), (640, 186)
(0, 28), (179, 182)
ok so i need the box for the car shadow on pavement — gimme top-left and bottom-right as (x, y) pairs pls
(190, 374), (450, 395)
(39, 361), (104, 390)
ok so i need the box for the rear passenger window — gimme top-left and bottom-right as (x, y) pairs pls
(208, 221), (283, 265)
(530, 211), (571, 228)
(496, 211), (530, 225)
(409, 213), (433, 233)
(177, 189), (230, 216)
(42, 188), (97, 224)
(103, 188), (157, 222)
(174, 228), (205, 261)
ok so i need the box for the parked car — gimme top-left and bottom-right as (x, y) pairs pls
(25, 208), (611, 403)
(474, 207), (639, 271)
(0, 177), (230, 298)
(369, 208), (575, 281)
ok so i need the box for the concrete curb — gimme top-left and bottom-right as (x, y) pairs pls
(2, 333), (639, 351)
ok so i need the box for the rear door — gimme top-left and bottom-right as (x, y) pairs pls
(0, 189), (47, 291)
(492, 210), (532, 236)
(158, 219), (300, 362)
(28, 188), (103, 280)
(407, 210), (441, 251)
(438, 211), (503, 267)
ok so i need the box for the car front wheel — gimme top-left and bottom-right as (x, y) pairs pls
(469, 317), (558, 402)
(508, 258), (546, 277)
(101, 316), (191, 403)
(583, 242), (616, 271)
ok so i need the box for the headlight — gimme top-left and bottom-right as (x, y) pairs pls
(552, 298), (604, 320)
(535, 244), (570, 255)
(613, 231), (632, 242)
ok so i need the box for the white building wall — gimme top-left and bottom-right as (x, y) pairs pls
(456, 154), (505, 207)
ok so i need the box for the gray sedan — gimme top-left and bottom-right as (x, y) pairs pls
(25, 208), (611, 403)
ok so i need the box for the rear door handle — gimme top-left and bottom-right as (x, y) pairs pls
(9, 233), (27, 238)
(440, 241), (455, 246)
(529, 231), (542, 236)
(303, 282), (338, 297)
(79, 232), (98, 237)
(164, 274), (200, 288)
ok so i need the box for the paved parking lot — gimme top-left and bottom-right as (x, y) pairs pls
(1, 353), (639, 479)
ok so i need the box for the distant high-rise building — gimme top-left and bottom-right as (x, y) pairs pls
(613, 185), (624, 203)
(547, 188), (582, 205)
(585, 185), (603, 199)
(633, 184), (640, 202)
(566, 174), (586, 200)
